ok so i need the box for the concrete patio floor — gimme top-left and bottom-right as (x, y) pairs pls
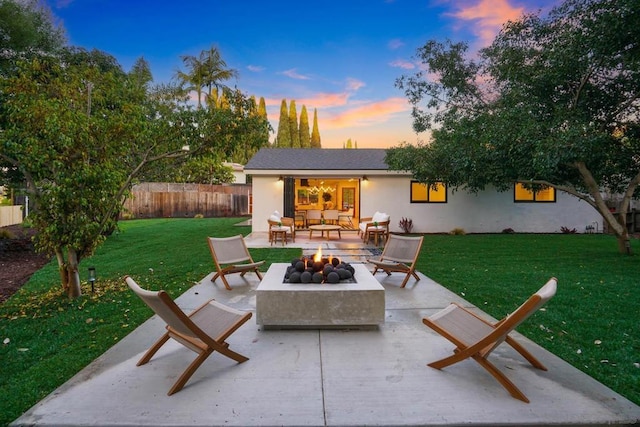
(11, 231), (640, 426)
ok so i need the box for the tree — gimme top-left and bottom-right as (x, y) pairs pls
(311, 108), (322, 148)
(0, 0), (65, 75)
(299, 105), (311, 147)
(0, 48), (269, 297)
(275, 99), (291, 147)
(175, 45), (237, 109)
(289, 100), (300, 147)
(390, 0), (640, 254)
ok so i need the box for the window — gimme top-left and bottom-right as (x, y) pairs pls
(410, 181), (447, 203)
(514, 183), (556, 202)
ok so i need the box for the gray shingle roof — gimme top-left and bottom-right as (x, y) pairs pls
(244, 148), (389, 171)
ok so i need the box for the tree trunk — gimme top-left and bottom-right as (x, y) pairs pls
(55, 248), (69, 292)
(66, 248), (82, 298)
(600, 208), (632, 255)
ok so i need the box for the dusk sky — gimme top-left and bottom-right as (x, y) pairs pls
(45, 0), (560, 149)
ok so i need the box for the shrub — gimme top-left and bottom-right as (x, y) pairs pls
(502, 228), (515, 234)
(450, 227), (466, 235)
(398, 217), (413, 233)
(194, 213), (204, 219)
(561, 226), (577, 234)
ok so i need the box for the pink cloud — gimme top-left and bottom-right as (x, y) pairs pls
(323, 97), (410, 129)
(448, 0), (525, 45)
(280, 68), (311, 80)
(390, 59), (415, 70)
(345, 78), (365, 91)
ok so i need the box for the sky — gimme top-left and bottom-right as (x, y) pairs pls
(44, 0), (560, 149)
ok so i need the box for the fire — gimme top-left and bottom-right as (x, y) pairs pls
(313, 246), (322, 263)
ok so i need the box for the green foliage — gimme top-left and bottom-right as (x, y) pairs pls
(0, 0), (65, 75)
(299, 105), (311, 148)
(1, 47), (270, 296)
(390, 0), (640, 251)
(275, 99), (291, 147)
(175, 45), (238, 109)
(289, 100), (300, 148)
(311, 108), (321, 148)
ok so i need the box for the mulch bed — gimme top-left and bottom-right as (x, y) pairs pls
(0, 225), (51, 303)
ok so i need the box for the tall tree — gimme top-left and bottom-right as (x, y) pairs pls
(389, 0), (640, 254)
(289, 100), (300, 148)
(128, 56), (153, 90)
(0, 48), (268, 297)
(299, 105), (311, 147)
(0, 0), (65, 75)
(311, 108), (322, 148)
(275, 99), (291, 147)
(175, 46), (237, 109)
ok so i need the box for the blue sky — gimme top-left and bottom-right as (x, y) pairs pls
(46, 0), (559, 148)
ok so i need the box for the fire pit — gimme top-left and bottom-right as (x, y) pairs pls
(283, 247), (356, 284)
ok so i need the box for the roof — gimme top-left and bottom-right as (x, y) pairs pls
(244, 148), (390, 171)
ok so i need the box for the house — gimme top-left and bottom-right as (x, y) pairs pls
(244, 148), (602, 234)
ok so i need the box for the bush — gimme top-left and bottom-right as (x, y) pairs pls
(561, 226), (577, 234)
(450, 227), (466, 235)
(398, 217), (413, 233)
(502, 228), (515, 234)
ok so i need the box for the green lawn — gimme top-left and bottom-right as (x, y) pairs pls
(1, 218), (638, 425)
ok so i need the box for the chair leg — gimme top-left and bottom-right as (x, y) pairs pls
(137, 332), (170, 366)
(474, 355), (530, 403)
(167, 349), (213, 396)
(218, 274), (233, 291)
(505, 335), (547, 370)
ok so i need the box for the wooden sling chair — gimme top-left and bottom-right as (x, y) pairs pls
(207, 235), (264, 290)
(125, 276), (252, 395)
(422, 277), (557, 403)
(368, 234), (424, 288)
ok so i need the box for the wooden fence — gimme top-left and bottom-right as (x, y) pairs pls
(0, 206), (22, 227)
(121, 183), (251, 219)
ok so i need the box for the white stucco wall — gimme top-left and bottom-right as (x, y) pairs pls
(251, 174), (603, 234)
(252, 176), (285, 232)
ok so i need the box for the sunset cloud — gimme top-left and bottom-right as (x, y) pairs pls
(389, 59), (415, 70)
(323, 97), (410, 129)
(447, 0), (525, 45)
(345, 78), (365, 91)
(280, 68), (311, 80)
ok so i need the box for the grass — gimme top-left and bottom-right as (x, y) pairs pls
(1, 218), (639, 425)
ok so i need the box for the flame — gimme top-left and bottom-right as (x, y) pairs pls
(313, 246), (322, 262)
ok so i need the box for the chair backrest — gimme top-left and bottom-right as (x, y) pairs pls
(485, 278), (557, 353)
(323, 209), (339, 221)
(125, 276), (199, 339)
(306, 209), (321, 220)
(208, 235), (252, 264)
(381, 234), (424, 263)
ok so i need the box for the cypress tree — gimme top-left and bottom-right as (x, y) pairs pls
(258, 96), (270, 147)
(311, 108), (321, 148)
(299, 105), (311, 148)
(289, 100), (300, 148)
(275, 99), (291, 147)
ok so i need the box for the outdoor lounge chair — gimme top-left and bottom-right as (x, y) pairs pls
(368, 234), (424, 288)
(268, 216), (295, 245)
(422, 277), (557, 403)
(124, 276), (252, 395)
(207, 235), (264, 290)
(358, 211), (390, 245)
